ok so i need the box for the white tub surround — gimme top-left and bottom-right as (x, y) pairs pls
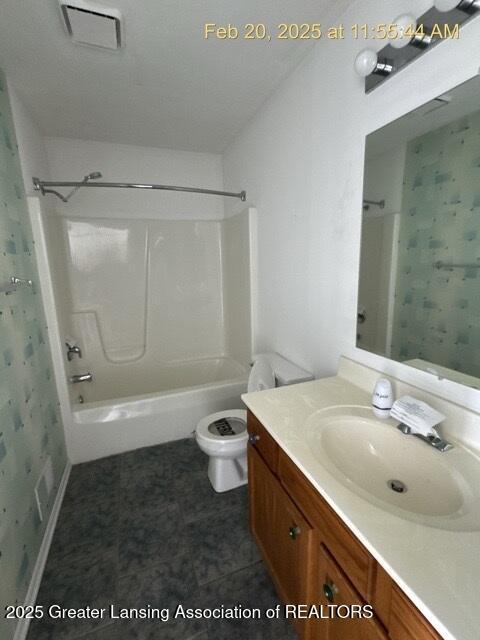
(64, 217), (228, 375)
(57, 210), (254, 402)
(242, 356), (480, 640)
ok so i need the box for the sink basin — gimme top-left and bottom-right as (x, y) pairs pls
(305, 406), (480, 531)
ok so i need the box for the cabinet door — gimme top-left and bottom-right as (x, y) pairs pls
(312, 545), (388, 640)
(248, 444), (278, 574)
(272, 465), (316, 607)
(249, 447), (316, 638)
(249, 446), (315, 602)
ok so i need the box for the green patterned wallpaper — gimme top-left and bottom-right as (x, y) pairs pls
(0, 70), (67, 639)
(392, 108), (480, 378)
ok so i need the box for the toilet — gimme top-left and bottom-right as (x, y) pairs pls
(196, 353), (313, 492)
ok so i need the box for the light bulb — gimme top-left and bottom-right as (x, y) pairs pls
(354, 49), (378, 77)
(390, 14), (417, 49)
(434, 0), (461, 10)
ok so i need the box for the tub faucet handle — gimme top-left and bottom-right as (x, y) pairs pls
(66, 342), (82, 361)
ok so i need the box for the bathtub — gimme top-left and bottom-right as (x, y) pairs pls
(30, 199), (257, 464)
(69, 356), (248, 463)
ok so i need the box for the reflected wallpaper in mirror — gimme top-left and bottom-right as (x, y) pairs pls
(358, 75), (480, 389)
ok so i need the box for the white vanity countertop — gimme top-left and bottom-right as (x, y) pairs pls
(242, 364), (480, 640)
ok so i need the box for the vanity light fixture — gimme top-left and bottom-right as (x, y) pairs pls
(360, 0), (480, 91)
(354, 49), (393, 78)
(434, 0), (480, 13)
(391, 13), (432, 49)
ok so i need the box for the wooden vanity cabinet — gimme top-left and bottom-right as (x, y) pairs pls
(248, 444), (316, 637)
(247, 410), (443, 640)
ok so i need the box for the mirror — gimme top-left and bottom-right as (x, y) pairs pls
(358, 74), (480, 389)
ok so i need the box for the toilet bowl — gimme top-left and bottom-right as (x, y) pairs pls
(195, 353), (313, 492)
(196, 410), (249, 493)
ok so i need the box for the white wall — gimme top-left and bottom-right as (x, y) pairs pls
(223, 0), (480, 412)
(364, 144), (406, 215)
(358, 214), (397, 355)
(360, 144), (406, 355)
(222, 209), (253, 366)
(45, 137), (224, 220)
(8, 83), (50, 190)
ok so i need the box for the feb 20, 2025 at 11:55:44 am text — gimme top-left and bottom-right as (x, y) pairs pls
(203, 22), (461, 41)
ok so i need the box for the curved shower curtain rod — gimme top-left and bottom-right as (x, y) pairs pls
(32, 175), (246, 203)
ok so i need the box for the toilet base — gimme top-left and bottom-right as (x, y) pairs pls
(208, 453), (248, 493)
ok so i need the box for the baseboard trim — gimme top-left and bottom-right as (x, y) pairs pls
(13, 461), (72, 640)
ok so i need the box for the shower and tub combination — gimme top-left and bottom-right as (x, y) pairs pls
(31, 173), (255, 462)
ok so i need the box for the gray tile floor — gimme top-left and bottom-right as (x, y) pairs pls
(27, 438), (298, 640)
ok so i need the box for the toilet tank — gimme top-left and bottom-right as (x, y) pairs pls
(255, 352), (314, 387)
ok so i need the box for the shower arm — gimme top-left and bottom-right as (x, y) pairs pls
(32, 177), (247, 202)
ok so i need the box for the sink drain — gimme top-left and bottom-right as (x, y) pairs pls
(387, 479), (407, 494)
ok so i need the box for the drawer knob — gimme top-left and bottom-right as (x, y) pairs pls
(249, 434), (260, 444)
(323, 581), (338, 603)
(288, 525), (301, 540)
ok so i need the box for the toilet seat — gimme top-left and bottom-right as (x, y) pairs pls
(196, 410), (248, 457)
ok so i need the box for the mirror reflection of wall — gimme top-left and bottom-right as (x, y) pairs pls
(358, 146), (404, 356)
(358, 75), (480, 389)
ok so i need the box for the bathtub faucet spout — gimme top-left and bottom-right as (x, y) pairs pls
(69, 373), (93, 384)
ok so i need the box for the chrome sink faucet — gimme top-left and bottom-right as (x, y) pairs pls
(397, 423), (454, 452)
(391, 396), (454, 453)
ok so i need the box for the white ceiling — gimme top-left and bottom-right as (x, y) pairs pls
(0, 0), (351, 153)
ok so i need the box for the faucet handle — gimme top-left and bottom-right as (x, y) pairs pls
(66, 342), (82, 361)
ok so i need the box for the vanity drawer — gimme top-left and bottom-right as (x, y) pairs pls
(278, 448), (374, 601)
(389, 586), (442, 640)
(247, 410), (279, 473)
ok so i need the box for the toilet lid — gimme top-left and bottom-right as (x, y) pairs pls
(196, 410), (247, 442)
(248, 356), (275, 393)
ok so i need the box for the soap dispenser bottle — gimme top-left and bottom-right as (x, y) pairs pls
(372, 378), (393, 419)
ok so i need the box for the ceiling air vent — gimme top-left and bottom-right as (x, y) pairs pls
(59, 1), (123, 50)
